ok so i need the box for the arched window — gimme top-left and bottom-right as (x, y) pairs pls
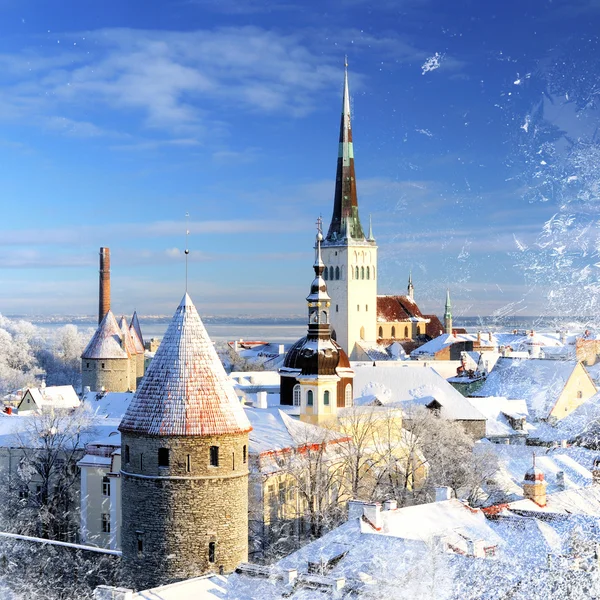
(360, 326), (365, 339)
(293, 385), (301, 407)
(335, 266), (340, 280)
(307, 390), (314, 406)
(321, 310), (328, 323)
(378, 326), (383, 338)
(345, 384), (352, 407)
(329, 266), (334, 280)
(391, 326), (396, 339)
(323, 267), (328, 280)
(366, 266), (370, 279)
(340, 266), (344, 280)
(324, 390), (330, 406)
(404, 326), (409, 338)
(361, 266), (365, 280)
(355, 266), (359, 279)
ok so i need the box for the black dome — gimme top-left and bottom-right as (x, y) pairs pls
(283, 335), (350, 376)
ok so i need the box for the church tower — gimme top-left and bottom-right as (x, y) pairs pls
(119, 294), (251, 590)
(321, 62), (377, 360)
(279, 220), (354, 423)
(444, 289), (453, 335)
(407, 272), (414, 301)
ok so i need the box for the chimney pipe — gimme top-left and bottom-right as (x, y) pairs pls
(99, 247), (111, 324)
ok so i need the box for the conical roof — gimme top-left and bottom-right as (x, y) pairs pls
(118, 316), (136, 357)
(119, 293), (251, 437)
(129, 321), (145, 354)
(131, 311), (144, 346)
(82, 310), (128, 360)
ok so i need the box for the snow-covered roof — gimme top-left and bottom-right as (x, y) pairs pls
(467, 397), (532, 438)
(81, 310), (128, 360)
(132, 574), (227, 600)
(246, 407), (342, 455)
(118, 316), (136, 357)
(508, 485), (600, 516)
(130, 311), (144, 347)
(82, 391), (133, 420)
(411, 333), (462, 357)
(351, 363), (485, 421)
(478, 444), (598, 501)
(129, 321), (145, 354)
(20, 385), (80, 411)
(119, 294), (251, 437)
(474, 358), (589, 420)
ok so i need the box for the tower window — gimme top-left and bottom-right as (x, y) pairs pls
(140, 453), (144, 471)
(405, 326), (409, 338)
(361, 266), (365, 279)
(102, 476), (110, 497)
(158, 448), (169, 468)
(378, 326), (383, 338)
(366, 266), (370, 279)
(577, 391), (583, 399)
(324, 390), (330, 406)
(366, 305), (368, 312)
(86, 362), (89, 368)
(210, 446), (219, 467)
(137, 532), (144, 556)
(324, 268), (328, 281)
(232, 452), (235, 470)
(329, 266), (334, 280)
(293, 384), (301, 407)
(336, 305), (339, 312)
(355, 266), (359, 279)
(243, 445), (247, 464)
(321, 310), (328, 323)
(391, 326), (396, 339)
(187, 454), (192, 473)
(357, 304), (360, 311)
(101, 363), (105, 369)
(307, 390), (314, 406)
(124, 445), (130, 464)
(101, 513), (110, 534)
(360, 327), (365, 340)
(208, 541), (216, 563)
(335, 266), (340, 280)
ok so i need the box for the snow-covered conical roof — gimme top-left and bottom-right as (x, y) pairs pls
(119, 293), (251, 437)
(118, 316), (136, 357)
(81, 310), (128, 360)
(131, 311), (144, 346)
(129, 321), (145, 354)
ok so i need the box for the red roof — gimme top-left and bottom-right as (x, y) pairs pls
(119, 294), (251, 437)
(377, 295), (425, 322)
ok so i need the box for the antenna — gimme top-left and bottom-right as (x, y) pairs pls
(185, 212), (190, 292)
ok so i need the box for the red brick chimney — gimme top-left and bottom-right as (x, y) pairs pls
(99, 247), (111, 324)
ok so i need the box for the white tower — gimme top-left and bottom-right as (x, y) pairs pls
(322, 62), (377, 359)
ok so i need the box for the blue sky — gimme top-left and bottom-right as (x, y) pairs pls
(1, 0), (599, 318)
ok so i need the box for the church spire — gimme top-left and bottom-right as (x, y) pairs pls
(325, 59), (366, 243)
(407, 271), (414, 301)
(306, 217), (332, 340)
(444, 289), (453, 335)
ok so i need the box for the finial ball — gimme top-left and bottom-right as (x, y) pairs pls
(184, 249), (189, 255)
(317, 232), (323, 242)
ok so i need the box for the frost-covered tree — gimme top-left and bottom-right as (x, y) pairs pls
(0, 406), (94, 541)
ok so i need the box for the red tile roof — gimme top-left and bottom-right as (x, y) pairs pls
(119, 294), (251, 437)
(377, 295), (425, 322)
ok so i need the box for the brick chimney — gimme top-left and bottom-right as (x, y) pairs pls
(523, 454), (547, 507)
(99, 247), (111, 324)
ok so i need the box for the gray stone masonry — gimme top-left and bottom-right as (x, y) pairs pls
(120, 431), (249, 590)
(82, 358), (131, 392)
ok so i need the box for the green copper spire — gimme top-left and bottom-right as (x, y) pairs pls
(325, 60), (366, 243)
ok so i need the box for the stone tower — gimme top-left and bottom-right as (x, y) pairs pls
(322, 62), (377, 359)
(522, 455), (547, 507)
(444, 289), (453, 335)
(279, 222), (354, 424)
(118, 293), (251, 590)
(81, 310), (132, 392)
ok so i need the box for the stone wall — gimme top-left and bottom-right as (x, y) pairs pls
(82, 358), (131, 393)
(120, 431), (249, 590)
(458, 419), (487, 441)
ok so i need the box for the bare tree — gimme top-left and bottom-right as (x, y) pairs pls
(1, 406), (95, 541)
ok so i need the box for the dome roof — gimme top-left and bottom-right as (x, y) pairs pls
(283, 335), (350, 376)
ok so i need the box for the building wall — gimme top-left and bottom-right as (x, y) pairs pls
(120, 431), (249, 590)
(80, 462), (113, 549)
(550, 363), (598, 420)
(135, 353), (145, 387)
(377, 321), (426, 341)
(457, 419), (487, 440)
(322, 243), (378, 359)
(298, 375), (340, 426)
(82, 358), (131, 393)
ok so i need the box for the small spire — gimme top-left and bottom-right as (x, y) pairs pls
(184, 212), (190, 293)
(445, 288), (452, 310)
(368, 214), (374, 241)
(315, 216), (324, 268)
(407, 271), (414, 301)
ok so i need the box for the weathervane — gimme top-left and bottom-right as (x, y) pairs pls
(185, 212), (190, 292)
